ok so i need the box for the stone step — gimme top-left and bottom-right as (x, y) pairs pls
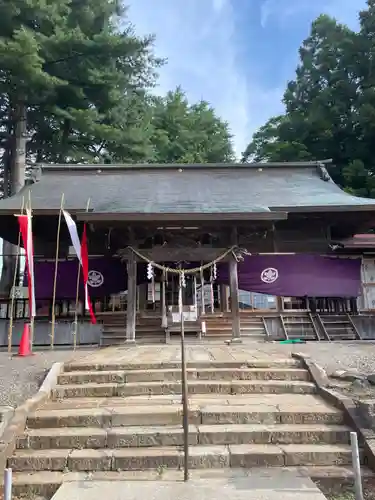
(52, 380), (316, 399)
(100, 335), (166, 347)
(63, 359), (302, 372)
(16, 423), (351, 451)
(57, 368), (310, 385)
(11, 466), (375, 499)
(26, 401), (344, 429)
(9, 443), (361, 472)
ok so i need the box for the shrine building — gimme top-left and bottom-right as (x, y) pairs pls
(0, 160), (374, 347)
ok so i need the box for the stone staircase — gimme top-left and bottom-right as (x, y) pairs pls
(203, 313), (268, 340)
(9, 357), (375, 497)
(98, 313), (166, 346)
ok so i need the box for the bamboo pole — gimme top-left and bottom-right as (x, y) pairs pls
(8, 197), (25, 354)
(50, 193), (64, 350)
(72, 198), (90, 350)
(27, 190), (35, 352)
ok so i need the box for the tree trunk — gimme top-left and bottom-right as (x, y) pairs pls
(58, 119), (70, 163)
(0, 101), (27, 296)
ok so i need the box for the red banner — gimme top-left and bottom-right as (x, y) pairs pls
(17, 210), (35, 318)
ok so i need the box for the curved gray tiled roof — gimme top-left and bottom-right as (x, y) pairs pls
(1, 161), (375, 215)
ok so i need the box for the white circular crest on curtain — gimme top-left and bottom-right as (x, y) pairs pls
(88, 270), (104, 287)
(260, 268), (278, 284)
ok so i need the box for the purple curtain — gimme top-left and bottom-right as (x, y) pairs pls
(218, 255), (361, 297)
(25, 258), (128, 299)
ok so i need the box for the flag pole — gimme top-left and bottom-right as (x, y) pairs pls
(73, 198), (90, 350)
(8, 197), (25, 354)
(27, 190), (35, 352)
(51, 193), (64, 350)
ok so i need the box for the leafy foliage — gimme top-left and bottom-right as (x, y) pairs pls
(242, 2), (375, 197)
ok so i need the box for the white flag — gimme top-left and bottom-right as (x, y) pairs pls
(62, 210), (82, 265)
(62, 210), (89, 311)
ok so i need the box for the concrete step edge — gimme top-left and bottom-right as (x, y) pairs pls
(26, 406), (344, 430)
(51, 381), (317, 399)
(9, 444), (363, 472)
(17, 422), (352, 450)
(54, 380), (316, 389)
(63, 360), (302, 372)
(57, 367), (310, 384)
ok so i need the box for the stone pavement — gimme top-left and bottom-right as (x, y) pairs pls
(51, 471), (327, 499)
(70, 342), (307, 366)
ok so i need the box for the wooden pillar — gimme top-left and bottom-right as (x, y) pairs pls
(161, 271), (168, 328)
(230, 227), (241, 341)
(126, 253), (137, 342)
(220, 285), (229, 312)
(200, 267), (205, 315)
(229, 258), (241, 340)
(138, 283), (147, 312)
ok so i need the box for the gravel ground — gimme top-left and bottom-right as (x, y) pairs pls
(327, 491), (375, 500)
(0, 348), (96, 408)
(277, 342), (375, 376)
(268, 341), (375, 400)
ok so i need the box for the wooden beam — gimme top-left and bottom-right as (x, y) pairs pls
(119, 247), (233, 262)
(126, 252), (137, 342)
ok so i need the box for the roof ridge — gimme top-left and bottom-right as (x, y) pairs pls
(35, 160), (333, 173)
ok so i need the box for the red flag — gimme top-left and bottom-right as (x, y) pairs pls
(62, 210), (96, 324)
(81, 224), (96, 324)
(17, 210), (35, 318)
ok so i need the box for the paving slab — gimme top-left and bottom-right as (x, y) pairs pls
(51, 473), (327, 499)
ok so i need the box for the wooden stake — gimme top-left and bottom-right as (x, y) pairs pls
(179, 274), (189, 482)
(73, 198), (90, 350)
(8, 197), (25, 354)
(50, 193), (64, 350)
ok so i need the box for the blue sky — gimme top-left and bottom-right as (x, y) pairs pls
(127, 0), (366, 157)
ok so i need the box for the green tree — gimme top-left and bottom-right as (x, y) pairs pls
(242, 10), (375, 195)
(26, 2), (162, 164)
(150, 88), (234, 163)
(0, 0), (161, 292)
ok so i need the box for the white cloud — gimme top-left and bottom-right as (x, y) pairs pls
(127, 0), (251, 157)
